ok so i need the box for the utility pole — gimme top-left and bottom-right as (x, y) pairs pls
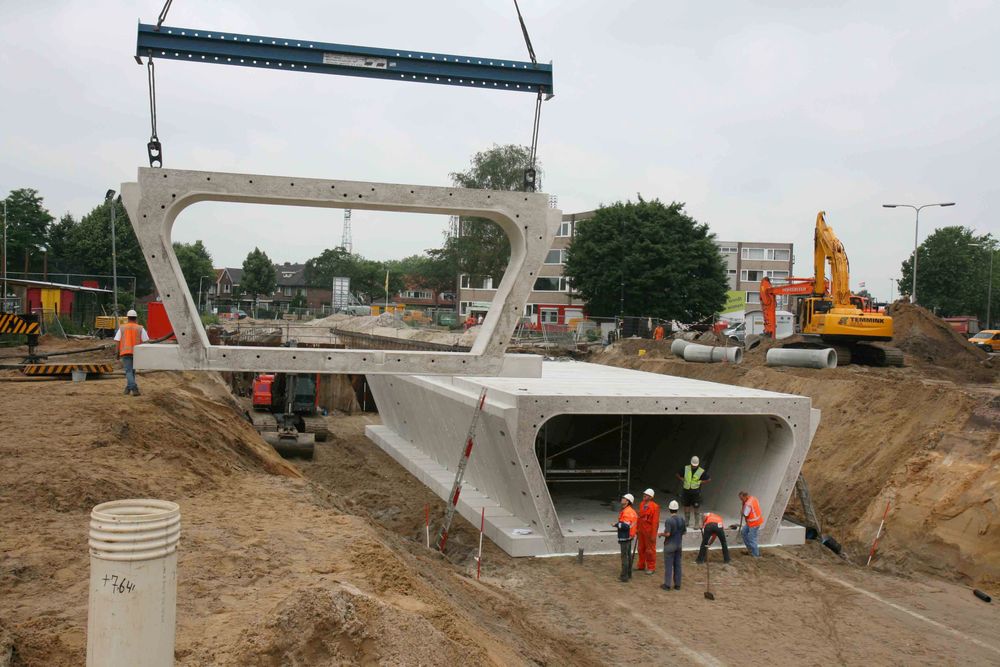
(969, 242), (994, 329)
(105, 190), (120, 317)
(882, 202), (955, 304)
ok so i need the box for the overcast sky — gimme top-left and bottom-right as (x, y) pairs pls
(2, 0), (997, 300)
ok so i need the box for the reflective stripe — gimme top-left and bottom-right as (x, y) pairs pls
(118, 322), (142, 356)
(745, 496), (763, 528)
(683, 465), (705, 490)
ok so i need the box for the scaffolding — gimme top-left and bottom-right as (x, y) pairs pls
(537, 415), (632, 493)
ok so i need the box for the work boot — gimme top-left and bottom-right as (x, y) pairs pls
(619, 576), (629, 583)
(132, 388), (141, 396)
(660, 584), (672, 591)
(673, 585), (681, 590)
(123, 388), (130, 395)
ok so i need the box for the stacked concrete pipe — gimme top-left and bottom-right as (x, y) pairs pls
(766, 348), (838, 369)
(681, 343), (743, 364)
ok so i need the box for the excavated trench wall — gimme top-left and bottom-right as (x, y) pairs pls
(366, 359), (819, 556)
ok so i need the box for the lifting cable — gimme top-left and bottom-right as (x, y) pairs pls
(139, 0), (173, 168)
(514, 0), (543, 191)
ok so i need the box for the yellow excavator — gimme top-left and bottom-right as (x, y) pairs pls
(760, 211), (903, 366)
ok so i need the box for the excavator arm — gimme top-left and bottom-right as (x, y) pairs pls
(759, 277), (818, 337)
(813, 211), (852, 307)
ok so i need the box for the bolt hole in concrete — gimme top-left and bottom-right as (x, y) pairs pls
(535, 413), (793, 535)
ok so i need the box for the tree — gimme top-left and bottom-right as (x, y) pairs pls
(304, 247), (399, 304)
(47, 213), (77, 275)
(241, 248), (276, 308)
(899, 226), (998, 323)
(385, 253), (455, 296)
(434, 144), (538, 284)
(3, 188), (54, 274)
(65, 199), (153, 296)
(172, 240), (215, 301)
(564, 198), (728, 321)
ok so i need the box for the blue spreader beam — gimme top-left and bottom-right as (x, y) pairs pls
(137, 23), (554, 97)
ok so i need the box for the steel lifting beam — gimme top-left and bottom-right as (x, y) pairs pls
(136, 23), (554, 97)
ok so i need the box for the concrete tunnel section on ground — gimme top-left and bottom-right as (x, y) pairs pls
(366, 359), (819, 557)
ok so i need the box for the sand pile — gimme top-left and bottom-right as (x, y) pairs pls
(889, 301), (988, 369)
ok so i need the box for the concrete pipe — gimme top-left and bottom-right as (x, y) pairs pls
(682, 343), (743, 364)
(766, 348), (838, 369)
(87, 499), (180, 667)
(670, 339), (691, 357)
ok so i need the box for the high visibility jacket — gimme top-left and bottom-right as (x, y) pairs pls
(117, 322), (144, 357)
(683, 465), (706, 490)
(744, 496), (763, 528)
(702, 512), (724, 528)
(617, 505), (638, 540)
(637, 500), (660, 534)
(653, 326), (665, 340)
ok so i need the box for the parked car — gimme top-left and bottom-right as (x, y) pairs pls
(969, 329), (1000, 353)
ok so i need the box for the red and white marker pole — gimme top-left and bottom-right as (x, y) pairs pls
(425, 503), (430, 549)
(437, 388), (488, 553)
(476, 506), (485, 580)
(866, 501), (891, 567)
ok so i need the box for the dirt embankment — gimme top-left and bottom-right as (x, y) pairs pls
(0, 364), (588, 666)
(591, 337), (1000, 588)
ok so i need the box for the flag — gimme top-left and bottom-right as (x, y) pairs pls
(858, 281), (866, 288)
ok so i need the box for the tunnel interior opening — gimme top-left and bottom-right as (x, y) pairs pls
(534, 413), (795, 536)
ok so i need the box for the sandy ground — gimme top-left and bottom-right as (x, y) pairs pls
(593, 333), (1000, 590)
(1, 335), (998, 665)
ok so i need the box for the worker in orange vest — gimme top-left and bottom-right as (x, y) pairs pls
(695, 510), (731, 564)
(613, 493), (638, 582)
(653, 323), (665, 341)
(738, 491), (764, 557)
(115, 309), (149, 396)
(636, 488), (660, 575)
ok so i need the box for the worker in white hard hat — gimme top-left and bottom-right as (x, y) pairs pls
(636, 488), (660, 575)
(676, 455), (711, 526)
(114, 309), (149, 396)
(612, 493), (638, 582)
(657, 499), (687, 591)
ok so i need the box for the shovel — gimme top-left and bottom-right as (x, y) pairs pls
(704, 556), (715, 600)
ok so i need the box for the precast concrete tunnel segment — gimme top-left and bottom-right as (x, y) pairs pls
(366, 359), (819, 557)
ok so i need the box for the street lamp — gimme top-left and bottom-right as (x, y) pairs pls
(105, 190), (120, 317)
(197, 274), (213, 314)
(2, 197), (7, 312)
(882, 202), (955, 305)
(969, 242), (994, 329)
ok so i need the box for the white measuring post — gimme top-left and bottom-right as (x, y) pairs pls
(424, 503), (430, 549)
(437, 387), (488, 553)
(477, 506), (485, 580)
(866, 501), (891, 567)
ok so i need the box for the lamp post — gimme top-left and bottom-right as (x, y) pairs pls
(969, 243), (994, 329)
(2, 197), (7, 312)
(882, 202), (955, 305)
(197, 274), (213, 314)
(105, 190), (121, 318)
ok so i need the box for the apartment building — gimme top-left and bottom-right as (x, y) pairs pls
(458, 210), (594, 328)
(715, 240), (794, 308)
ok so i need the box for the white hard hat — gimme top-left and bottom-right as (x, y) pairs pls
(622, 493), (635, 504)
(668, 500), (680, 511)
(126, 309), (138, 318)
(691, 456), (700, 467)
(643, 488), (655, 498)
